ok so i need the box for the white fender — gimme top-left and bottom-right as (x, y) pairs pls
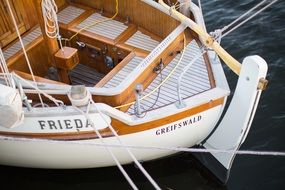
(0, 84), (23, 128)
(196, 55), (268, 183)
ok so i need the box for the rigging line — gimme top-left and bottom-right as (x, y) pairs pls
(222, 0), (279, 38)
(0, 49), (12, 87)
(221, 0), (267, 34)
(2, 136), (285, 157)
(0, 65), (9, 87)
(89, 97), (162, 190)
(167, 0), (172, 6)
(5, 0), (44, 107)
(73, 104), (138, 190)
(198, 0), (203, 19)
(174, 0), (187, 9)
(13, 73), (64, 108)
(143, 70), (163, 113)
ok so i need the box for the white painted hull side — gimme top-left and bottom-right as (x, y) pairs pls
(0, 105), (222, 169)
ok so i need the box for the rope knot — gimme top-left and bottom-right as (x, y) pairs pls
(210, 29), (222, 44)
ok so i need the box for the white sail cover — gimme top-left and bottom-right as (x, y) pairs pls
(0, 84), (23, 128)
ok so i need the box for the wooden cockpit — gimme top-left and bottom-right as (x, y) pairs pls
(0, 0), (215, 112)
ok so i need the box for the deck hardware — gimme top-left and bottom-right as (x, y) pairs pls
(105, 56), (114, 69)
(258, 78), (268, 90)
(86, 44), (101, 58)
(68, 85), (89, 107)
(46, 67), (59, 81)
(153, 58), (164, 73)
(125, 16), (130, 25)
(102, 45), (108, 55)
(135, 84), (144, 116)
(14, 78), (32, 111)
(76, 41), (86, 50)
(112, 47), (117, 52)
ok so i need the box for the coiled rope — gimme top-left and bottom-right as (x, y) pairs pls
(41, 0), (59, 39)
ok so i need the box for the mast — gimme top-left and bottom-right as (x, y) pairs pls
(34, 0), (78, 84)
(34, 0), (59, 68)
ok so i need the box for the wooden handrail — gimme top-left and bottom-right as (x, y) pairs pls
(147, 0), (242, 75)
(13, 70), (66, 85)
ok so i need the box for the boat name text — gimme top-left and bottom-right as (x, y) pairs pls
(38, 119), (92, 130)
(156, 115), (202, 135)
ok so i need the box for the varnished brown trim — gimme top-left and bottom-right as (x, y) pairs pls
(95, 52), (137, 87)
(195, 38), (216, 88)
(0, 97), (224, 140)
(114, 97), (225, 135)
(13, 70), (66, 85)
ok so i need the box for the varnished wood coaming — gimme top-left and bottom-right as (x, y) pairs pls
(2, 0), (216, 116)
(72, 0), (180, 38)
(0, 97), (224, 140)
(94, 33), (185, 111)
(14, 70), (65, 85)
(5, 30), (52, 77)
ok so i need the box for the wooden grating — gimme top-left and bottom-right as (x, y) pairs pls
(77, 13), (128, 40)
(103, 56), (145, 88)
(125, 31), (160, 52)
(69, 64), (105, 86)
(3, 27), (42, 60)
(57, 5), (86, 24)
(128, 40), (212, 114)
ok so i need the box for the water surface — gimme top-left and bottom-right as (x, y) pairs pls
(1, 0), (285, 189)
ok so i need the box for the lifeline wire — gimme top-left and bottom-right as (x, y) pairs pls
(89, 98), (162, 190)
(1, 135), (285, 157)
(221, 0), (279, 38)
(73, 103), (139, 190)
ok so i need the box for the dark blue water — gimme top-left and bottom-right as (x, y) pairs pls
(202, 0), (285, 189)
(1, 0), (284, 189)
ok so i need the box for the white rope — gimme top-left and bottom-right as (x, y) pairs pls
(13, 73), (64, 108)
(198, 0), (203, 18)
(1, 135), (285, 157)
(221, 0), (279, 38)
(89, 97), (162, 190)
(41, 0), (59, 39)
(5, 0), (44, 107)
(73, 102), (138, 190)
(0, 48), (13, 87)
(221, 0), (267, 35)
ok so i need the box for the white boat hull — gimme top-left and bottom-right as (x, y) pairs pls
(0, 105), (222, 169)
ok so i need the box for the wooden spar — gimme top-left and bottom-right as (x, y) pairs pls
(34, 0), (59, 67)
(156, 0), (242, 75)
